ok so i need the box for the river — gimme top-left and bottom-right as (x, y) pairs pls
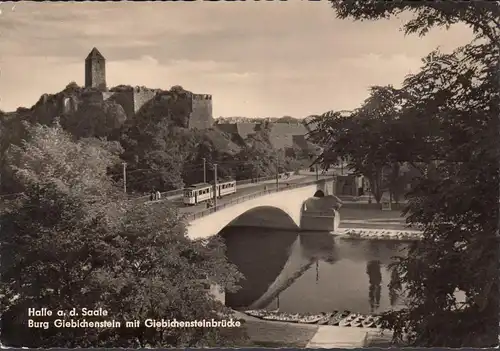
(221, 227), (409, 315)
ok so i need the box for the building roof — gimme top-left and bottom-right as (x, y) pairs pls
(86, 47), (105, 61)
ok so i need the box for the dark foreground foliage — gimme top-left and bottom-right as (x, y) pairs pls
(315, 1), (500, 346)
(0, 123), (248, 347)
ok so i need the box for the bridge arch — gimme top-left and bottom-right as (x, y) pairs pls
(227, 205), (300, 231)
(187, 184), (321, 240)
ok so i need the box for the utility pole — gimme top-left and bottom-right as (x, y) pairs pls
(122, 162), (127, 194)
(213, 163), (218, 209)
(275, 155), (279, 190)
(315, 163), (319, 180)
(202, 157), (207, 183)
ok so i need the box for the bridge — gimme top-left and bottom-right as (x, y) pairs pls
(184, 177), (340, 240)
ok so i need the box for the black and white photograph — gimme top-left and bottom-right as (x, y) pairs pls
(0, 0), (498, 348)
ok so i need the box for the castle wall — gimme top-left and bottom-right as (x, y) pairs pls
(102, 92), (114, 101)
(216, 123), (239, 135)
(133, 88), (157, 114)
(236, 123), (258, 140)
(82, 91), (105, 104)
(268, 123), (309, 149)
(110, 91), (135, 119)
(189, 94), (213, 129)
(292, 134), (309, 150)
(62, 96), (79, 114)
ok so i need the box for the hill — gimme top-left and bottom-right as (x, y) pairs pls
(0, 84), (313, 196)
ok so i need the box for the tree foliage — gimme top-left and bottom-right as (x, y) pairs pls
(308, 86), (411, 203)
(322, 1), (500, 347)
(63, 100), (128, 139)
(1, 82), (312, 197)
(0, 123), (247, 348)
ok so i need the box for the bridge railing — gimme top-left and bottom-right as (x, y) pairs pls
(185, 178), (333, 221)
(132, 173), (296, 203)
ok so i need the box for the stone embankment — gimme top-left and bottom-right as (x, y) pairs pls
(338, 228), (422, 240)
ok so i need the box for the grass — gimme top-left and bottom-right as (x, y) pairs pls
(243, 319), (318, 348)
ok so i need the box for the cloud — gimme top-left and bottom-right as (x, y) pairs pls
(0, 1), (476, 117)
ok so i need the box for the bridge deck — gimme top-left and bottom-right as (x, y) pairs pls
(169, 175), (332, 217)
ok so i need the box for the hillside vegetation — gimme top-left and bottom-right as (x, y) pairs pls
(0, 84), (311, 196)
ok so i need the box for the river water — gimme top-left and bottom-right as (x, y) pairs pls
(221, 227), (409, 315)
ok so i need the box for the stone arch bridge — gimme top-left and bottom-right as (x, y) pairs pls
(186, 179), (340, 240)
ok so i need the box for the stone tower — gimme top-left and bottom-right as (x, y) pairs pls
(85, 47), (106, 90)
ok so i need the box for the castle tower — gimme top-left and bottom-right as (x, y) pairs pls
(85, 47), (106, 90)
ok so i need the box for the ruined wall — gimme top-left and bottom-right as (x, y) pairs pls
(102, 92), (114, 101)
(188, 94), (213, 129)
(62, 96), (79, 114)
(236, 123), (258, 140)
(133, 87), (158, 114)
(109, 91), (135, 119)
(292, 134), (309, 150)
(267, 123), (309, 149)
(81, 91), (105, 104)
(215, 123), (238, 135)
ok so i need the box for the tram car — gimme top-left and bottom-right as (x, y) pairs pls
(183, 180), (237, 205)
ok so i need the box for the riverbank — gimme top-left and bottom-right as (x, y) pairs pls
(337, 228), (422, 241)
(232, 311), (318, 347)
(233, 310), (392, 348)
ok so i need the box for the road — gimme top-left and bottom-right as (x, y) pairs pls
(166, 175), (331, 216)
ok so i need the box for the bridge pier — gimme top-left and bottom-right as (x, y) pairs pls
(315, 178), (335, 196)
(300, 179), (341, 233)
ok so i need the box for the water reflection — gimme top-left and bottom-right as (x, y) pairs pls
(221, 227), (408, 314)
(388, 265), (402, 307)
(220, 227), (299, 309)
(366, 260), (382, 313)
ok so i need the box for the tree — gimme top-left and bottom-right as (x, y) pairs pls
(308, 86), (408, 203)
(63, 100), (128, 139)
(0, 123), (247, 347)
(182, 130), (238, 185)
(325, 1), (500, 347)
(234, 132), (279, 180)
(120, 124), (187, 193)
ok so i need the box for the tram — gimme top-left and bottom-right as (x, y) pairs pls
(183, 180), (237, 205)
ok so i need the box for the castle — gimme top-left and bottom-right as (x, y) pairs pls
(31, 48), (310, 145)
(82, 47), (214, 129)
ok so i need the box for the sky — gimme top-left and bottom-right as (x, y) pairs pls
(0, 1), (474, 118)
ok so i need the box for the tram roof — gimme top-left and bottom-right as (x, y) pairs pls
(187, 182), (211, 189)
(186, 179), (235, 189)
